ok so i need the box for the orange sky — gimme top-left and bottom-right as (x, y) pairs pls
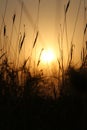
(0, 0), (87, 69)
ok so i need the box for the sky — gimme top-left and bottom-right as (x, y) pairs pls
(0, 0), (87, 68)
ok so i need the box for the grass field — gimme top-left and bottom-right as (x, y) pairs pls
(0, 0), (87, 129)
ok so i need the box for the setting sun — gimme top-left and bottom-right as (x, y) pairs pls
(41, 49), (55, 64)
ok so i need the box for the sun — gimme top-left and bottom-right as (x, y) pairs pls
(41, 49), (55, 64)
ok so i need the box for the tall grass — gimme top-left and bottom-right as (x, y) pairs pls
(0, 2), (87, 130)
(56, 0), (87, 96)
(0, 0), (87, 100)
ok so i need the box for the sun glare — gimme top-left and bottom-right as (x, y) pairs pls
(41, 49), (55, 64)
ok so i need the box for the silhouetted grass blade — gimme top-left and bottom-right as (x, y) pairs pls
(19, 32), (25, 53)
(33, 31), (39, 48)
(65, 0), (70, 14)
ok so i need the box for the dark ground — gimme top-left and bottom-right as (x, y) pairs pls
(0, 93), (87, 130)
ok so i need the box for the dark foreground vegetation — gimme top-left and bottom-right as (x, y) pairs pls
(0, 93), (87, 130)
(0, 59), (87, 130)
(0, 0), (87, 129)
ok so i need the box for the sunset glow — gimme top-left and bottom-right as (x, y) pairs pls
(41, 49), (55, 64)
